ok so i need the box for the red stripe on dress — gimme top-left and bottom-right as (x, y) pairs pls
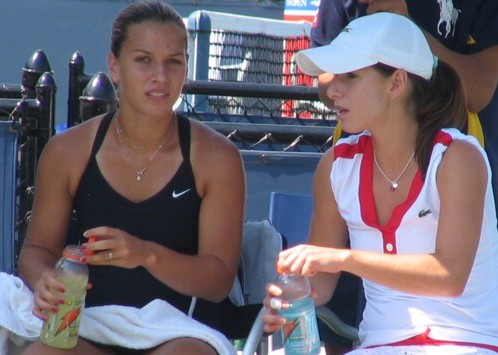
(374, 327), (498, 352)
(359, 137), (424, 254)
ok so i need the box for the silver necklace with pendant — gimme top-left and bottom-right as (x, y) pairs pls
(115, 115), (175, 182)
(373, 151), (415, 191)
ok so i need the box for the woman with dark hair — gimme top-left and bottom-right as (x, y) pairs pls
(264, 13), (498, 354)
(18, 1), (244, 354)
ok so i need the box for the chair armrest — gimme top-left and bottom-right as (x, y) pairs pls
(316, 305), (359, 341)
(242, 306), (266, 355)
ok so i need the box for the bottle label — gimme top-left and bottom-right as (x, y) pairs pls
(40, 290), (85, 349)
(279, 297), (321, 354)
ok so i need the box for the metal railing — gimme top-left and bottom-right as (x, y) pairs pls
(0, 50), (56, 273)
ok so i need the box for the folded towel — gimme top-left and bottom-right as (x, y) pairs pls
(80, 299), (236, 354)
(0, 273), (235, 354)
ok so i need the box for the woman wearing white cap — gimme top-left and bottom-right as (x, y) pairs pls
(263, 12), (498, 354)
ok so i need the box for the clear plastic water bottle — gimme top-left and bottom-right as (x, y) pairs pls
(40, 245), (89, 349)
(276, 268), (321, 355)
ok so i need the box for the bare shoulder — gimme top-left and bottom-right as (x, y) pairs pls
(316, 146), (335, 176)
(442, 138), (486, 168)
(188, 119), (244, 192)
(189, 118), (241, 159)
(313, 147), (335, 205)
(42, 116), (102, 162)
(438, 138), (488, 188)
(37, 115), (105, 189)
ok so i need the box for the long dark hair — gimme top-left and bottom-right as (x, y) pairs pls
(111, 0), (187, 57)
(375, 61), (467, 175)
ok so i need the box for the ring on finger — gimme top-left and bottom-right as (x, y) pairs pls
(269, 297), (283, 310)
(108, 251), (113, 260)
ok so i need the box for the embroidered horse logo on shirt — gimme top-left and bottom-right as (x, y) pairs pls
(437, 0), (461, 38)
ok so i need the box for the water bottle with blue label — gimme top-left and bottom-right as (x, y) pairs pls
(275, 266), (321, 355)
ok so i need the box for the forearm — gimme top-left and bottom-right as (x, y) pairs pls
(18, 244), (60, 290)
(423, 32), (497, 112)
(310, 271), (339, 306)
(142, 242), (236, 302)
(342, 249), (467, 297)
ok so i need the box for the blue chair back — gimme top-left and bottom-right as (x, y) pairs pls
(268, 191), (313, 248)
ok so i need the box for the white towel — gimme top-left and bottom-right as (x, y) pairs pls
(0, 273), (236, 354)
(80, 299), (236, 354)
(0, 273), (42, 355)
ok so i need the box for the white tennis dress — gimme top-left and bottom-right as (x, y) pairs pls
(331, 128), (498, 353)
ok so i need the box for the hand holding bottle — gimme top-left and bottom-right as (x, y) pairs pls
(32, 269), (66, 321)
(263, 264), (321, 355)
(39, 245), (89, 349)
(263, 282), (288, 333)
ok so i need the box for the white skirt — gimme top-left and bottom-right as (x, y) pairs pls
(347, 345), (498, 355)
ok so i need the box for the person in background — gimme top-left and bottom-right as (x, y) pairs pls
(266, 12), (498, 354)
(18, 1), (245, 354)
(310, 0), (367, 48)
(312, 0), (498, 213)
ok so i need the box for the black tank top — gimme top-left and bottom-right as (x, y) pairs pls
(74, 112), (221, 328)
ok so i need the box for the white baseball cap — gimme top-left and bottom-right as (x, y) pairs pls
(296, 12), (435, 80)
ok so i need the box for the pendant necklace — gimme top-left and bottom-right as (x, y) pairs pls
(373, 151), (415, 191)
(115, 115), (176, 182)
(116, 120), (163, 151)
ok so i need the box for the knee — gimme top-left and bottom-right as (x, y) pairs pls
(154, 337), (218, 355)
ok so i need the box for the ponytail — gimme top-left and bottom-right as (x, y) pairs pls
(413, 61), (467, 173)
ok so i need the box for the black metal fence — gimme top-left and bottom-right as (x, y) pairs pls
(0, 50), (56, 273)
